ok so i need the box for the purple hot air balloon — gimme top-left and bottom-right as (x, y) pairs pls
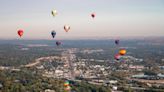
(56, 41), (61, 46)
(115, 39), (119, 45)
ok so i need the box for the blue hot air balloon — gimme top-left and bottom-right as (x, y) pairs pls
(51, 30), (56, 38)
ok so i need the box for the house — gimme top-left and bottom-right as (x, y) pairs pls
(129, 65), (144, 71)
(45, 89), (55, 92)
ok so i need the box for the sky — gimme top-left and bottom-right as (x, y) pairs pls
(0, 0), (164, 39)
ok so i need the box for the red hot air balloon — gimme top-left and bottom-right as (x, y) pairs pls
(17, 29), (24, 37)
(114, 54), (121, 61)
(91, 13), (95, 18)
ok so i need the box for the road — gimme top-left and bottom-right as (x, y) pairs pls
(24, 56), (60, 67)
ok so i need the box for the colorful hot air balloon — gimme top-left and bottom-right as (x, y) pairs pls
(17, 29), (24, 37)
(65, 80), (69, 84)
(51, 31), (56, 38)
(114, 54), (121, 60)
(56, 41), (61, 46)
(51, 9), (57, 17)
(65, 86), (71, 91)
(91, 13), (95, 18)
(64, 25), (70, 32)
(115, 39), (119, 45)
(119, 49), (126, 56)
(64, 81), (70, 87)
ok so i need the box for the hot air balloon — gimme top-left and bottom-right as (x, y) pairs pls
(64, 25), (70, 32)
(91, 13), (95, 18)
(64, 81), (70, 87)
(115, 39), (119, 45)
(65, 86), (71, 91)
(51, 31), (56, 38)
(114, 54), (121, 60)
(119, 49), (126, 56)
(51, 9), (57, 17)
(17, 29), (24, 37)
(56, 41), (61, 46)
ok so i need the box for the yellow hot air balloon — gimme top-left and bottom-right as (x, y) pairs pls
(51, 9), (57, 17)
(119, 49), (126, 55)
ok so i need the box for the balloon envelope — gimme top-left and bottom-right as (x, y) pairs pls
(64, 25), (70, 32)
(51, 31), (56, 38)
(115, 39), (119, 45)
(114, 54), (121, 60)
(65, 86), (71, 91)
(119, 49), (126, 55)
(91, 13), (95, 18)
(17, 29), (24, 37)
(56, 41), (61, 46)
(64, 81), (70, 87)
(64, 80), (69, 84)
(52, 10), (57, 17)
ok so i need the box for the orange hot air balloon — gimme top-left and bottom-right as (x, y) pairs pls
(64, 25), (70, 32)
(119, 49), (126, 55)
(64, 83), (69, 87)
(17, 29), (24, 37)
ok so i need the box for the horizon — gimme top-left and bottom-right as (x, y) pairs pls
(0, 36), (164, 41)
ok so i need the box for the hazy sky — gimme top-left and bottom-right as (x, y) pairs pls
(0, 0), (164, 39)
